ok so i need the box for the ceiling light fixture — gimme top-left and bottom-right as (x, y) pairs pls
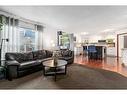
(102, 29), (114, 33)
(81, 32), (88, 35)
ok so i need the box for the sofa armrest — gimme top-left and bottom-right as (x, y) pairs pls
(5, 61), (20, 81)
(5, 60), (20, 66)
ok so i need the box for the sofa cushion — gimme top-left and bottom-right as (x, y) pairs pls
(33, 50), (47, 59)
(46, 50), (53, 58)
(32, 51), (38, 60)
(68, 50), (72, 56)
(23, 52), (33, 61)
(5, 53), (25, 63)
(37, 57), (52, 63)
(61, 50), (72, 57)
(58, 56), (72, 61)
(38, 50), (47, 59)
(54, 50), (62, 57)
(19, 61), (41, 70)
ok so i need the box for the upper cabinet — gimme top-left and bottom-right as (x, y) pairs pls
(106, 38), (115, 47)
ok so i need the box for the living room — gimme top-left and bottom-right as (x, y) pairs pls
(1, 3), (127, 92)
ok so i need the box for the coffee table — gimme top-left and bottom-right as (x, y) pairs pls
(43, 59), (67, 81)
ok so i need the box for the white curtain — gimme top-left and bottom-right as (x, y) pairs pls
(1, 16), (19, 60)
(36, 25), (43, 50)
(0, 15), (43, 60)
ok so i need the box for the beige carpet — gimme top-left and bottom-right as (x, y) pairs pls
(0, 64), (127, 89)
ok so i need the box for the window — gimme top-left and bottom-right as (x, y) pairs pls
(19, 28), (36, 52)
(0, 14), (43, 60)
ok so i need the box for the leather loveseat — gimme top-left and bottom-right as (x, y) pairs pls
(5, 50), (53, 80)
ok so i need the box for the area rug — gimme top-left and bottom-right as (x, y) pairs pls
(0, 63), (127, 89)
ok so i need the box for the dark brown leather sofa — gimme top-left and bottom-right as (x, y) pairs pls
(5, 50), (53, 80)
(5, 49), (74, 80)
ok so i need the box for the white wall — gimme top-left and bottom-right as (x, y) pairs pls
(42, 26), (75, 51)
(69, 33), (74, 51)
(42, 25), (58, 50)
(89, 35), (102, 43)
(119, 35), (124, 57)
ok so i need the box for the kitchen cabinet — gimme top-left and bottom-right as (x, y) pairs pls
(106, 47), (117, 56)
(74, 47), (83, 55)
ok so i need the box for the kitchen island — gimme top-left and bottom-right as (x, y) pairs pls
(83, 45), (106, 59)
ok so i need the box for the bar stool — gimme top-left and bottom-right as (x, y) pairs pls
(87, 45), (97, 59)
(83, 46), (88, 55)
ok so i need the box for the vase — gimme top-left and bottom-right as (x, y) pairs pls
(54, 57), (57, 66)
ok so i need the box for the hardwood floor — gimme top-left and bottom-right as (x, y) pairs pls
(74, 55), (127, 77)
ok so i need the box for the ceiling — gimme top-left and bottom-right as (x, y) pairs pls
(1, 6), (127, 35)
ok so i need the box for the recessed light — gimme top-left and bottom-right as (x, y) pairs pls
(81, 32), (88, 35)
(102, 29), (114, 33)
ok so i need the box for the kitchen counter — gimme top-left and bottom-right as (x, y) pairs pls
(83, 45), (106, 59)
